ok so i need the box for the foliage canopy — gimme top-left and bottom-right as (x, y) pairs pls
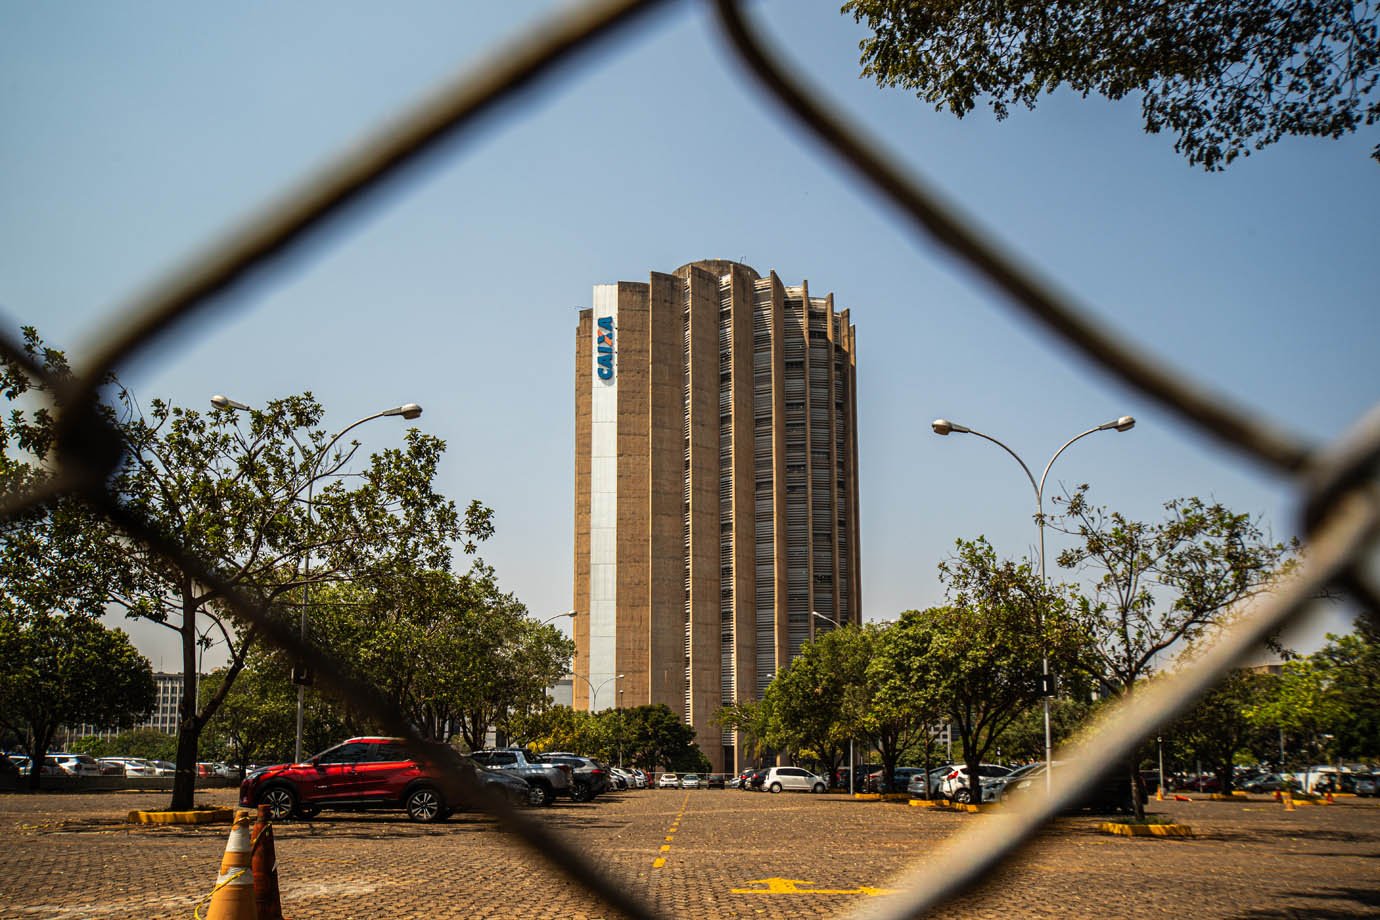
(844, 0), (1380, 168)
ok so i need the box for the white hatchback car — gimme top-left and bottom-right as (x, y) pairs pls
(658, 772), (680, 788)
(763, 766), (828, 794)
(939, 764), (1014, 802)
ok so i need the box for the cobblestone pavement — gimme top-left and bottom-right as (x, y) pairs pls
(0, 788), (1376, 919)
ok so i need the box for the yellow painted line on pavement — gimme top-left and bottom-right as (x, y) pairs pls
(731, 877), (898, 896)
(651, 793), (690, 869)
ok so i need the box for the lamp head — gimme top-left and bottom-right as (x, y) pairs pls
(210, 394), (251, 412)
(1098, 415), (1136, 432)
(931, 418), (970, 436)
(381, 403), (423, 420)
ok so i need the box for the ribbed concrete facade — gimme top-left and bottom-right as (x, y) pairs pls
(573, 260), (861, 773)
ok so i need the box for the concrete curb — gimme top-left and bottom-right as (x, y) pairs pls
(127, 807), (236, 825)
(1098, 822), (1194, 838)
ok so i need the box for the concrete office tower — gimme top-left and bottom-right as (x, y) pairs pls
(572, 260), (861, 773)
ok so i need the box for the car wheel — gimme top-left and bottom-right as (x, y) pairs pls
(953, 788), (971, 804)
(258, 786), (298, 821)
(570, 782), (591, 803)
(405, 785), (447, 823)
(769, 782), (782, 794)
(528, 782), (554, 807)
(812, 782), (826, 794)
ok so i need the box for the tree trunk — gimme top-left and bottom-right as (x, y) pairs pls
(1129, 761), (1145, 820)
(1217, 762), (1234, 795)
(170, 720), (201, 809)
(169, 586), (201, 810)
(26, 726), (53, 792)
(966, 755), (983, 804)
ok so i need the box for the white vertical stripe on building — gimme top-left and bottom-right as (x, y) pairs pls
(589, 284), (619, 711)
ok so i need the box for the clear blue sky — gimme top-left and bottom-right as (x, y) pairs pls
(3, 2), (1373, 670)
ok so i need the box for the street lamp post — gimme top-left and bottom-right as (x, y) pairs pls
(540, 610), (577, 626)
(931, 415), (1134, 793)
(810, 609), (850, 792)
(211, 396), (423, 763)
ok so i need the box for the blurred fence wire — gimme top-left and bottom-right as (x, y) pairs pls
(4, 0), (1378, 917)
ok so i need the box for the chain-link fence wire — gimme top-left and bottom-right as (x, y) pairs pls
(3, 0), (1378, 917)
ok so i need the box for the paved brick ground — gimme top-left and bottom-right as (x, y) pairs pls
(0, 788), (1376, 918)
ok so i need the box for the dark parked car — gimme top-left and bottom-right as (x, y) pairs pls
(865, 766), (929, 794)
(240, 737), (510, 822)
(1006, 763), (1147, 813)
(741, 768), (767, 791)
(539, 753), (610, 802)
(477, 767), (533, 805)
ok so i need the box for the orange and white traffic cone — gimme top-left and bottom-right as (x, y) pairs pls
(1284, 791), (1295, 812)
(251, 805), (285, 920)
(1325, 791), (1335, 804)
(1155, 785), (1164, 802)
(202, 808), (257, 920)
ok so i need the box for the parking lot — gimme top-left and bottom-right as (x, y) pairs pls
(1, 788), (1376, 919)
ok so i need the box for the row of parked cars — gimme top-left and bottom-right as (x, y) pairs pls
(726, 759), (1146, 812)
(239, 738), (647, 823)
(4, 752), (244, 779)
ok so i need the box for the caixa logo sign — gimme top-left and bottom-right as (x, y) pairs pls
(595, 316), (615, 381)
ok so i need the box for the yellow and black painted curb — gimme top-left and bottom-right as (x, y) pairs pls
(907, 798), (998, 813)
(1098, 822), (1193, 837)
(127, 807), (236, 825)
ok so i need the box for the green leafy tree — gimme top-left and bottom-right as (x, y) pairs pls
(1248, 657), (1346, 786)
(619, 704), (708, 773)
(0, 614), (155, 789)
(844, 1), (1380, 169)
(200, 650), (352, 771)
(0, 329), (132, 627)
(1313, 618), (1380, 759)
(1169, 667), (1274, 793)
(762, 626), (871, 780)
(311, 566), (570, 750)
(1053, 488), (1290, 815)
(503, 706), (602, 756)
(877, 538), (1086, 803)
(716, 698), (771, 767)
(995, 696), (1094, 764)
(2, 330), (489, 807)
(106, 390), (484, 809)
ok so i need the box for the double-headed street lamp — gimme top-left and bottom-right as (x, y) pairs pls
(211, 395), (423, 763)
(931, 415), (1134, 792)
(578, 673), (624, 711)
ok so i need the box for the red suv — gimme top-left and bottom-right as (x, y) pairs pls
(239, 737), (526, 822)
